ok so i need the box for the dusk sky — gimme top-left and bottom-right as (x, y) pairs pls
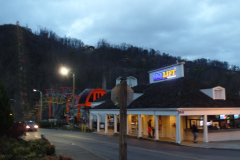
(1, 0), (239, 67)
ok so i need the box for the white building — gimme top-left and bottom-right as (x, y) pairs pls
(89, 61), (240, 144)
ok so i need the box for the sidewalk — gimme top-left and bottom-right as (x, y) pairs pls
(181, 140), (240, 150)
(93, 130), (240, 150)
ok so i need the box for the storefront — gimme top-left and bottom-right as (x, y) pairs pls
(89, 61), (240, 143)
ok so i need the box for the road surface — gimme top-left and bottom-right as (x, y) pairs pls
(23, 129), (240, 160)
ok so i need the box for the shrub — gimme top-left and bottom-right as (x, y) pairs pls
(28, 139), (55, 156)
(0, 136), (72, 160)
(42, 156), (59, 160)
(59, 155), (74, 160)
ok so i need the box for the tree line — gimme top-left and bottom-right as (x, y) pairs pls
(0, 24), (239, 120)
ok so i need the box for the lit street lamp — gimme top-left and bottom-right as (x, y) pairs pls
(33, 89), (43, 121)
(60, 67), (75, 125)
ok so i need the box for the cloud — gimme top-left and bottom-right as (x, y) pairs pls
(0, 0), (239, 66)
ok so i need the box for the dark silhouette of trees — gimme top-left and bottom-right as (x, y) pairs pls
(0, 24), (240, 119)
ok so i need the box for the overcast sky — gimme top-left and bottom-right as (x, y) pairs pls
(1, 0), (239, 67)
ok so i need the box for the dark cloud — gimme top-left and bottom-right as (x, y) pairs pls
(0, 0), (239, 66)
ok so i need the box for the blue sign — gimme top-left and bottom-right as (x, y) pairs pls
(153, 68), (176, 81)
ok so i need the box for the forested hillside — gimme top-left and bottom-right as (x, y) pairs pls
(0, 24), (240, 120)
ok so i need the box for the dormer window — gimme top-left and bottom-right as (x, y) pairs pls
(213, 87), (226, 100)
(200, 86), (226, 100)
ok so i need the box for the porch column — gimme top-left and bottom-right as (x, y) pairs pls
(155, 115), (159, 140)
(176, 114), (181, 144)
(89, 113), (93, 130)
(114, 114), (117, 133)
(105, 113), (108, 133)
(97, 113), (100, 132)
(204, 115), (208, 142)
(138, 114), (142, 137)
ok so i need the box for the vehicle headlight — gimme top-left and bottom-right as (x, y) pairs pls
(26, 126), (30, 128)
(34, 125), (38, 128)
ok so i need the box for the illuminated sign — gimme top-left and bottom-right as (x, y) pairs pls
(153, 69), (176, 81)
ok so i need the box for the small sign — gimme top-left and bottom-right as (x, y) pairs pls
(178, 111), (184, 114)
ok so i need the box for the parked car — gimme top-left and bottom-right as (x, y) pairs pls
(26, 121), (38, 131)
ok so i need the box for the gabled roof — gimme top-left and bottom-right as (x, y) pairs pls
(92, 100), (118, 109)
(128, 78), (240, 108)
(91, 77), (240, 110)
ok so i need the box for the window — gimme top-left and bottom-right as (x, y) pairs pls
(89, 94), (93, 102)
(96, 93), (98, 99)
(213, 88), (225, 100)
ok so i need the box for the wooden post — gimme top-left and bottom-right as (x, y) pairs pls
(49, 95), (52, 118)
(40, 91), (42, 121)
(119, 78), (127, 160)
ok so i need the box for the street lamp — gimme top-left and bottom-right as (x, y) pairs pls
(10, 99), (16, 118)
(60, 67), (75, 125)
(33, 89), (43, 121)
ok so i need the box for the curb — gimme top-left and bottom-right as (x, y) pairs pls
(113, 133), (179, 145)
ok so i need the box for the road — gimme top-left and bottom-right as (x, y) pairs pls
(24, 129), (240, 160)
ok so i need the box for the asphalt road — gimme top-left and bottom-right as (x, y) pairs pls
(24, 129), (240, 160)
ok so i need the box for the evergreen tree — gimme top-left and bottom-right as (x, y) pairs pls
(0, 79), (14, 130)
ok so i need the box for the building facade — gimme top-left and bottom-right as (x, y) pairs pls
(89, 61), (240, 143)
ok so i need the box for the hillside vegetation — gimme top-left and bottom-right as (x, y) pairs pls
(0, 24), (240, 120)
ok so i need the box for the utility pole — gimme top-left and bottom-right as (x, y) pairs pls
(72, 72), (75, 125)
(119, 78), (127, 160)
(40, 91), (42, 121)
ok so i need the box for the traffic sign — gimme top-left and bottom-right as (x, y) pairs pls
(111, 83), (133, 107)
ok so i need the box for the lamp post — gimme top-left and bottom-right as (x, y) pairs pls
(10, 99), (16, 118)
(60, 67), (75, 125)
(33, 89), (42, 121)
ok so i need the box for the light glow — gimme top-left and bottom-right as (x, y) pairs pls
(26, 126), (30, 128)
(167, 75), (177, 79)
(34, 125), (38, 128)
(60, 67), (68, 75)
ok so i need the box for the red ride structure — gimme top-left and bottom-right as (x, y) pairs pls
(76, 89), (107, 122)
(45, 89), (56, 118)
(60, 87), (77, 122)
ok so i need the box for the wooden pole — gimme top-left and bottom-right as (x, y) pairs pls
(72, 72), (75, 125)
(40, 91), (42, 121)
(49, 95), (52, 118)
(119, 78), (127, 160)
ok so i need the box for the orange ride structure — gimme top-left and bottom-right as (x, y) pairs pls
(28, 87), (107, 122)
(44, 89), (56, 118)
(60, 87), (77, 123)
(76, 89), (107, 122)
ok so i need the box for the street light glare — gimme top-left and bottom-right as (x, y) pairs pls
(61, 67), (68, 75)
(33, 89), (37, 92)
